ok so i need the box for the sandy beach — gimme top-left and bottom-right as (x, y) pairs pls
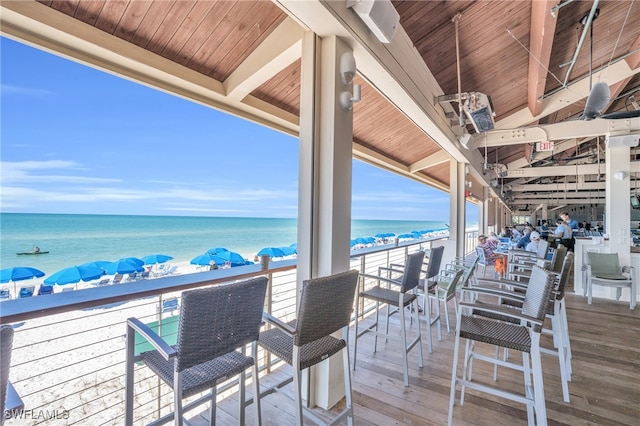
(3, 256), (304, 425)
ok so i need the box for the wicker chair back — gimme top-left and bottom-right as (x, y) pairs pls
(522, 267), (555, 322)
(426, 246), (445, 280)
(398, 251), (426, 293)
(295, 269), (359, 347)
(175, 277), (268, 372)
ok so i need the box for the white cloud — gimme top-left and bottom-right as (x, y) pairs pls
(1, 160), (121, 184)
(1, 84), (56, 97)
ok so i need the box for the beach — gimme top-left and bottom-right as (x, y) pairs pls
(0, 214), (458, 424)
(1, 213), (453, 279)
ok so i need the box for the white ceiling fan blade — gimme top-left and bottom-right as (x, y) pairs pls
(601, 110), (640, 119)
(583, 81), (610, 120)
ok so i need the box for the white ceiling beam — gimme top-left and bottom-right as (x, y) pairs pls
(409, 150), (451, 173)
(510, 181), (605, 191)
(549, 205), (568, 211)
(480, 117), (640, 147)
(494, 59), (640, 130)
(224, 17), (304, 101)
(510, 198), (603, 205)
(513, 192), (603, 199)
(506, 138), (577, 170)
(505, 161), (640, 178)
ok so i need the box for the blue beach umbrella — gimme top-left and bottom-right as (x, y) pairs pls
(215, 250), (246, 266)
(104, 259), (145, 275)
(120, 257), (144, 267)
(278, 246), (296, 256)
(79, 260), (112, 271)
(397, 233), (415, 239)
(141, 254), (173, 265)
(289, 243), (297, 253)
(257, 247), (286, 258)
(0, 266), (45, 283)
(206, 247), (230, 256)
(44, 265), (105, 286)
(190, 254), (225, 266)
(375, 232), (395, 238)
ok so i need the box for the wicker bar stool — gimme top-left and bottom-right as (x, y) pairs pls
(125, 277), (268, 426)
(448, 266), (555, 425)
(353, 251), (425, 386)
(471, 252), (575, 403)
(257, 269), (360, 426)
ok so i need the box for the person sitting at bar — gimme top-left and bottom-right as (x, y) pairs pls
(499, 226), (512, 238)
(511, 227), (522, 239)
(526, 231), (541, 253)
(478, 234), (501, 265)
(516, 227), (532, 249)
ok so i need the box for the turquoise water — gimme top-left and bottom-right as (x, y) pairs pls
(0, 213), (448, 276)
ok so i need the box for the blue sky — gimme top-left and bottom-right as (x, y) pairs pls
(1, 37), (478, 222)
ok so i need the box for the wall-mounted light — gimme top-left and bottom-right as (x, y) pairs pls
(614, 171), (627, 181)
(339, 51), (361, 111)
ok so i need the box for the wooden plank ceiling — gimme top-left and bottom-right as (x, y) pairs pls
(18, 1), (640, 208)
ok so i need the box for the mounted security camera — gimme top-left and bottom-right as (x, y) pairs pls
(340, 52), (356, 85)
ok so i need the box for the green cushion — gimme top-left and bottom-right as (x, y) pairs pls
(594, 273), (629, 280)
(587, 252), (621, 275)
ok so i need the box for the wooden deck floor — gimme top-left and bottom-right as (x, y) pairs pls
(186, 278), (639, 425)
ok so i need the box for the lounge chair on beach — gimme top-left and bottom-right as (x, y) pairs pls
(97, 278), (111, 286)
(112, 274), (124, 285)
(0, 289), (11, 301)
(155, 265), (177, 277)
(127, 272), (138, 282)
(161, 297), (179, 314)
(18, 286), (35, 298)
(37, 285), (54, 295)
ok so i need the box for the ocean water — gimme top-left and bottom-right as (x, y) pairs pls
(0, 213), (449, 276)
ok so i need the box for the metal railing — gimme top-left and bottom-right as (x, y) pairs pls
(1, 236), (448, 425)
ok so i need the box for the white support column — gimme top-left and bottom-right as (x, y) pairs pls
(449, 160), (466, 257)
(482, 186), (490, 232)
(298, 32), (353, 410)
(297, 31), (320, 292)
(606, 146), (631, 266)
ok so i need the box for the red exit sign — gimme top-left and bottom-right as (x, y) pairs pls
(536, 141), (554, 151)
